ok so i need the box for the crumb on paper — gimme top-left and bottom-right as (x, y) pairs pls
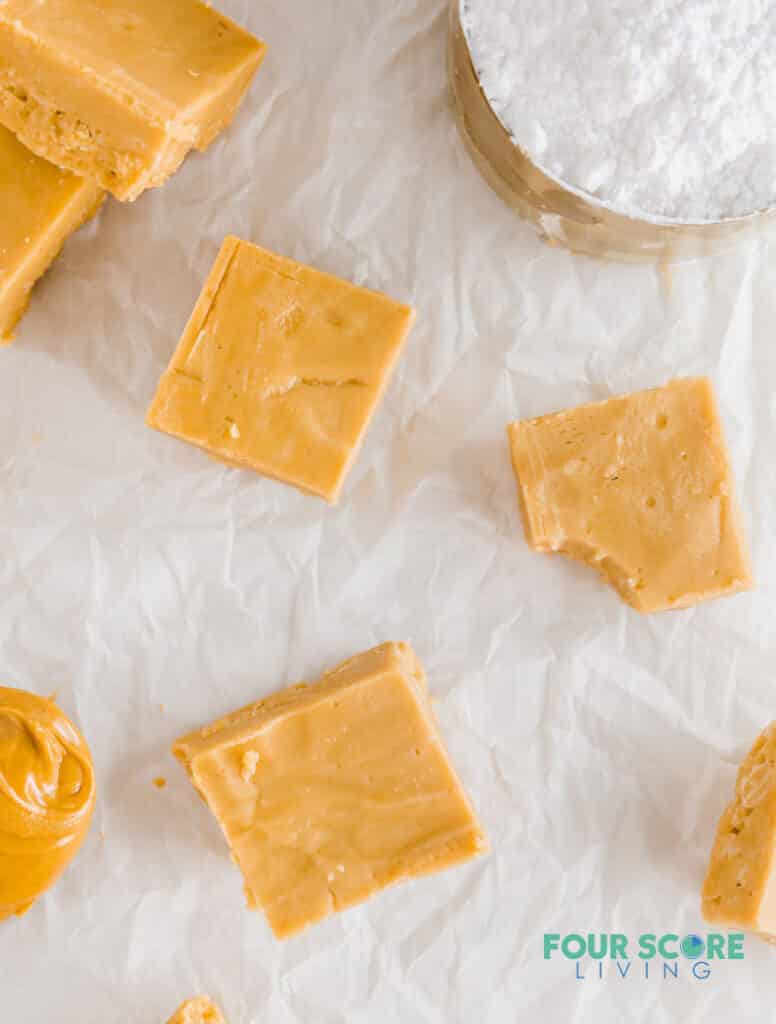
(153, 776), (167, 789)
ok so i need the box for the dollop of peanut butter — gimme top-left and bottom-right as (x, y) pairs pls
(0, 687), (96, 920)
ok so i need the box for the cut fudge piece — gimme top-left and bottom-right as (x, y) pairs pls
(0, 0), (266, 201)
(147, 237), (415, 503)
(167, 997), (225, 1024)
(703, 724), (776, 939)
(0, 124), (103, 342)
(506, 377), (753, 613)
(173, 642), (486, 939)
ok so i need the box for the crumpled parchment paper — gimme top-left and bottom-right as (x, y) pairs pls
(1, 2), (775, 1021)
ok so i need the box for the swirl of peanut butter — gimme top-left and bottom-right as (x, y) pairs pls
(0, 687), (96, 920)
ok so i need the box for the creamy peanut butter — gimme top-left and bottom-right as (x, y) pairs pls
(167, 996), (225, 1024)
(174, 643), (486, 939)
(507, 377), (753, 613)
(703, 724), (776, 940)
(0, 687), (96, 920)
(0, 0), (266, 201)
(147, 237), (415, 503)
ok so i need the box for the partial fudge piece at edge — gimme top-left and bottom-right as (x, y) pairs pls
(173, 642), (487, 939)
(0, 0), (266, 200)
(0, 124), (103, 343)
(147, 237), (415, 503)
(167, 997), (225, 1024)
(703, 723), (776, 941)
(506, 377), (753, 613)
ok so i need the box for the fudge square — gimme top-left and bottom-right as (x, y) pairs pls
(147, 237), (415, 503)
(703, 724), (776, 940)
(167, 998), (225, 1024)
(0, 124), (103, 342)
(173, 642), (486, 939)
(0, 0), (265, 201)
(507, 377), (753, 613)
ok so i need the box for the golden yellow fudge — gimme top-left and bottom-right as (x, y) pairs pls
(0, 124), (103, 342)
(507, 377), (753, 613)
(173, 642), (486, 939)
(703, 724), (776, 939)
(0, 687), (96, 920)
(0, 0), (266, 201)
(167, 997), (225, 1024)
(147, 237), (415, 503)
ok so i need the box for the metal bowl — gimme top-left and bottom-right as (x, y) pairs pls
(448, 0), (776, 263)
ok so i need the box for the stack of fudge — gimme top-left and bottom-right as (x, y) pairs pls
(0, 1), (417, 509)
(0, 0), (266, 342)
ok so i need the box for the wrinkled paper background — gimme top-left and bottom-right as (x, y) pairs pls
(2, 1), (776, 1021)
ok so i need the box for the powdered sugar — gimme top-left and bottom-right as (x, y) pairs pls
(461, 0), (776, 222)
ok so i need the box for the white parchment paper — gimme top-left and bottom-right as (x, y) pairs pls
(1, 2), (775, 1021)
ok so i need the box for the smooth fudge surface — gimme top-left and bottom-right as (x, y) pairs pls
(167, 997), (225, 1024)
(0, 124), (103, 342)
(507, 377), (752, 613)
(174, 642), (486, 939)
(0, 0), (266, 200)
(147, 237), (415, 503)
(703, 724), (776, 939)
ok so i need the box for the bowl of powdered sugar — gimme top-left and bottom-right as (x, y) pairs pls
(450, 0), (776, 262)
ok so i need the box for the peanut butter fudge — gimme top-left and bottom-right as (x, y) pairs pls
(507, 377), (753, 613)
(167, 997), (225, 1024)
(0, 124), (103, 342)
(0, 0), (266, 201)
(703, 724), (776, 940)
(147, 237), (415, 503)
(174, 643), (486, 939)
